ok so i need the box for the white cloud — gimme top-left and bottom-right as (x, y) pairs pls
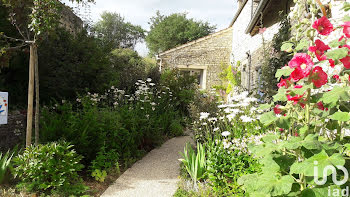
(61, 0), (236, 56)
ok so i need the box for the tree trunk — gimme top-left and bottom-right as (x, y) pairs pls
(34, 45), (39, 145)
(26, 44), (36, 147)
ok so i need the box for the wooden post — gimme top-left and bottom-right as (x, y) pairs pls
(34, 45), (39, 145)
(26, 44), (35, 147)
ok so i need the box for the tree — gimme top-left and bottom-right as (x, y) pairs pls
(0, 0), (94, 147)
(145, 11), (216, 55)
(93, 12), (145, 50)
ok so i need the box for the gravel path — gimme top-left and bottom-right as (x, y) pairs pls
(101, 136), (192, 197)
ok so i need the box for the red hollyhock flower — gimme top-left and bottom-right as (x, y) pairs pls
(274, 105), (282, 114)
(311, 66), (328, 88)
(309, 39), (330, 61)
(287, 94), (304, 104)
(290, 66), (312, 82)
(340, 45), (350, 69)
(329, 59), (335, 68)
(317, 101), (325, 110)
(342, 22), (350, 38)
(294, 85), (303, 89)
(288, 53), (314, 69)
(277, 78), (290, 88)
(333, 75), (340, 82)
(294, 132), (299, 137)
(312, 16), (334, 36)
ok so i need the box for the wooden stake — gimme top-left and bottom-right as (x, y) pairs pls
(34, 45), (39, 145)
(26, 44), (35, 147)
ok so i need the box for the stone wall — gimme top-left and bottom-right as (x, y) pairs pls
(0, 111), (26, 152)
(231, 0), (292, 91)
(159, 27), (233, 89)
(60, 5), (83, 35)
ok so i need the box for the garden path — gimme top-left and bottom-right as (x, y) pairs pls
(101, 136), (192, 197)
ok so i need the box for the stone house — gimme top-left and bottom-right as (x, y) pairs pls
(158, 0), (346, 91)
(157, 27), (233, 90)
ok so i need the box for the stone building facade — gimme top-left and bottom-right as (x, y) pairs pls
(230, 0), (293, 92)
(60, 4), (84, 35)
(158, 27), (233, 89)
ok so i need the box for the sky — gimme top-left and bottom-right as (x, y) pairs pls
(62, 0), (237, 56)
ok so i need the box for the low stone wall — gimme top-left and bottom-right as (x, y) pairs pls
(0, 111), (26, 152)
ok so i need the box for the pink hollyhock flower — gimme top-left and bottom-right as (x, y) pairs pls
(279, 128), (284, 132)
(290, 66), (312, 82)
(329, 59), (335, 68)
(311, 66), (328, 88)
(309, 39), (330, 61)
(277, 78), (290, 88)
(342, 22), (350, 38)
(294, 132), (299, 137)
(288, 53), (314, 69)
(312, 16), (334, 36)
(287, 94), (304, 104)
(274, 105), (282, 114)
(317, 101), (325, 110)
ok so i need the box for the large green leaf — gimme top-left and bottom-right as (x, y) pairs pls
(260, 155), (280, 174)
(290, 150), (345, 177)
(258, 174), (295, 196)
(250, 143), (280, 157)
(275, 68), (293, 80)
(295, 38), (309, 51)
(293, 84), (313, 95)
(282, 134), (320, 150)
(260, 111), (279, 126)
(321, 86), (350, 106)
(325, 48), (349, 61)
(329, 111), (350, 121)
(273, 88), (288, 102)
(281, 42), (294, 52)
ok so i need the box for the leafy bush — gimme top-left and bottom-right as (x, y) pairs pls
(160, 69), (197, 116)
(206, 140), (260, 196)
(179, 143), (207, 187)
(0, 150), (14, 184)
(13, 141), (86, 195)
(169, 120), (184, 136)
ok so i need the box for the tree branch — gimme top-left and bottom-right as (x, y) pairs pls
(1, 34), (27, 43)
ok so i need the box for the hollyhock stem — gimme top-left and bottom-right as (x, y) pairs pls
(304, 88), (311, 137)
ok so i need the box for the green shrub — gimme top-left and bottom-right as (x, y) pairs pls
(206, 140), (260, 196)
(169, 120), (184, 136)
(0, 149), (15, 184)
(13, 141), (86, 195)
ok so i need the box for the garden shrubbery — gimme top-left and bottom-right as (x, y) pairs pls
(38, 69), (197, 184)
(13, 141), (86, 196)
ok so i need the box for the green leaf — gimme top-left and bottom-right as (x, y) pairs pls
(325, 48), (349, 61)
(259, 111), (279, 126)
(295, 38), (309, 51)
(344, 15), (350, 22)
(276, 116), (291, 130)
(329, 39), (346, 48)
(275, 68), (293, 80)
(290, 150), (345, 177)
(262, 133), (281, 143)
(329, 111), (350, 121)
(321, 86), (350, 106)
(273, 88), (288, 102)
(293, 84), (313, 95)
(261, 155), (280, 174)
(259, 103), (273, 110)
(258, 174), (295, 196)
(250, 143), (280, 157)
(281, 42), (294, 52)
